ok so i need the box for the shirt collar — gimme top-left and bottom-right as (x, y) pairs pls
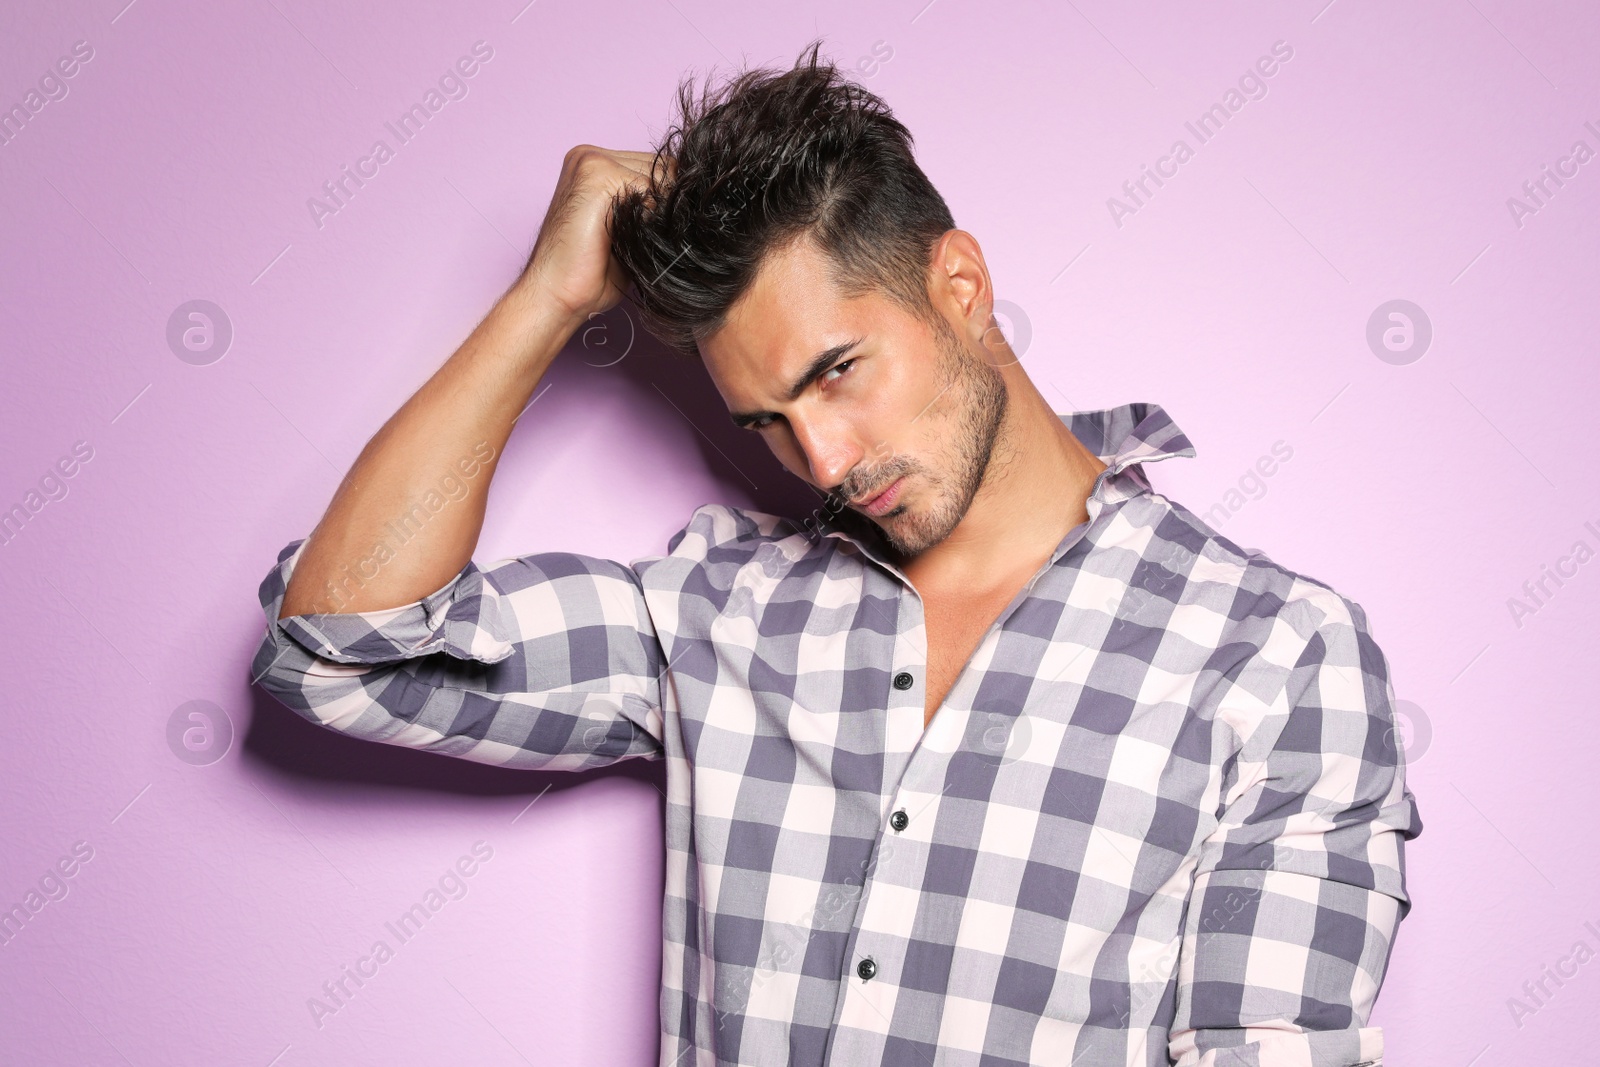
(817, 401), (1196, 569)
(1064, 401), (1196, 477)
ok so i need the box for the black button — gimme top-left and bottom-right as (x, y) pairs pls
(892, 671), (914, 691)
(856, 957), (877, 981)
(889, 809), (909, 832)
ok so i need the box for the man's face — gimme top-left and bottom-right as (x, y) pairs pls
(699, 236), (1008, 557)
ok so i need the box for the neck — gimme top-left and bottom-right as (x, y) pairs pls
(898, 354), (1106, 594)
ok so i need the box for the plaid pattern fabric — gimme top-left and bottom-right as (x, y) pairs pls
(252, 402), (1420, 1067)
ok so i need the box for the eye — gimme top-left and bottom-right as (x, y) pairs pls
(746, 414), (777, 431)
(821, 358), (856, 386)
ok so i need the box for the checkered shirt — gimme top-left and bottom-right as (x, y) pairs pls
(252, 401), (1421, 1067)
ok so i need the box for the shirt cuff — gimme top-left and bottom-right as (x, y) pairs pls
(1171, 1023), (1384, 1066)
(259, 538), (517, 666)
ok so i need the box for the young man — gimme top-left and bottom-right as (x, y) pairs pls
(253, 42), (1420, 1067)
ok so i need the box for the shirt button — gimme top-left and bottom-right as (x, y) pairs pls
(889, 809), (909, 832)
(892, 671), (914, 691)
(856, 957), (877, 981)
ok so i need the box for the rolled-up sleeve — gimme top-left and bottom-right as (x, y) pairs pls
(1168, 595), (1422, 1067)
(250, 537), (666, 770)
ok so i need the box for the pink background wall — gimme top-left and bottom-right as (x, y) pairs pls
(3, 0), (1597, 1062)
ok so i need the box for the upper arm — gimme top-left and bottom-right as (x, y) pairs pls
(1168, 596), (1422, 1066)
(250, 537), (666, 771)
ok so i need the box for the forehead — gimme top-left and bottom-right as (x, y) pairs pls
(698, 238), (900, 403)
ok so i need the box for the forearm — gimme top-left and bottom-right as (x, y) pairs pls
(279, 277), (582, 619)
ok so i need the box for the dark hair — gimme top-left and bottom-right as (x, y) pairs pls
(609, 39), (956, 359)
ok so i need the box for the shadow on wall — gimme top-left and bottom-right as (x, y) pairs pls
(243, 305), (818, 797)
(244, 683), (667, 799)
(559, 298), (825, 526)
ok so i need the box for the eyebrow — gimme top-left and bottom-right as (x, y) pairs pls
(728, 336), (865, 429)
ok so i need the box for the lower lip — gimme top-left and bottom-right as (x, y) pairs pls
(861, 478), (905, 517)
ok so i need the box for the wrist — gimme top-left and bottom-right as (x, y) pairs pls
(499, 276), (589, 354)
(502, 275), (585, 337)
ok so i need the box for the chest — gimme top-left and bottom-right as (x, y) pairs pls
(920, 584), (1027, 727)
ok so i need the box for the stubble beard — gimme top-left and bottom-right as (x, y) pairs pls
(868, 319), (1009, 558)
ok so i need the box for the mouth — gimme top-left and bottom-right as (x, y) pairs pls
(852, 477), (905, 518)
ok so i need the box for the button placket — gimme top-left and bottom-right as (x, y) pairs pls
(833, 786), (926, 1030)
(879, 613), (927, 772)
(833, 562), (930, 1020)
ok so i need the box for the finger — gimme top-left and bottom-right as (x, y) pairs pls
(613, 155), (670, 185)
(609, 161), (674, 207)
(608, 148), (677, 183)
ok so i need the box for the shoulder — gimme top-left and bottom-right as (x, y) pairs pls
(661, 503), (797, 558)
(1131, 489), (1377, 647)
(1123, 490), (1392, 722)
(630, 502), (834, 598)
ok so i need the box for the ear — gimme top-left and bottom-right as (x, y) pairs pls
(928, 229), (995, 348)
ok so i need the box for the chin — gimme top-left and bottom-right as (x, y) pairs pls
(877, 503), (953, 557)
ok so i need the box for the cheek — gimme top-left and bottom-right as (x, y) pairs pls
(871, 349), (954, 454)
(876, 399), (944, 468)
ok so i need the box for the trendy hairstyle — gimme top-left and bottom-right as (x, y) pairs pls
(609, 39), (956, 359)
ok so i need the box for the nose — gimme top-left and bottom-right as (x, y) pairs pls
(788, 410), (862, 491)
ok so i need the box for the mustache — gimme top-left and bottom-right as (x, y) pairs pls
(834, 455), (917, 505)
